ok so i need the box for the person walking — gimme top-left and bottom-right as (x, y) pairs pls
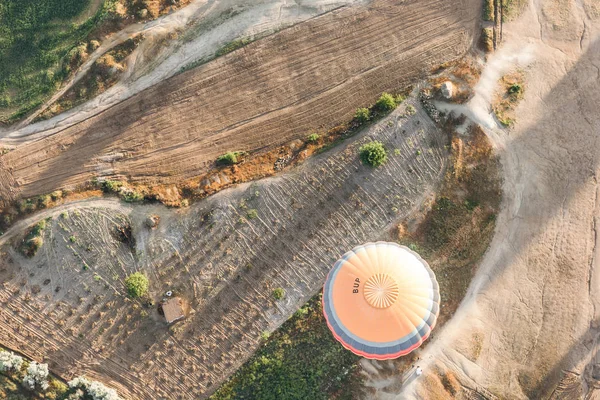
(415, 366), (422, 377)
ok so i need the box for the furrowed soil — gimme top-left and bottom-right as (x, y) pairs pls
(0, 0), (480, 206)
(0, 100), (449, 399)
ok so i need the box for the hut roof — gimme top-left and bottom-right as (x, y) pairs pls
(163, 297), (185, 324)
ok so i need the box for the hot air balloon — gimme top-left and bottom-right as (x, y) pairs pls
(322, 242), (440, 360)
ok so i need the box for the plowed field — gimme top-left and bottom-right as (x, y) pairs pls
(0, 0), (480, 206)
(0, 100), (448, 399)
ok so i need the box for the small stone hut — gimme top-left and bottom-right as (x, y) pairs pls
(162, 297), (185, 324)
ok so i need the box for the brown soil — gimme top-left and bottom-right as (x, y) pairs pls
(0, 0), (481, 207)
(0, 98), (450, 399)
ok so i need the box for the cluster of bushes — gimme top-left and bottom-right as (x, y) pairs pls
(0, 350), (122, 399)
(352, 92), (405, 127)
(18, 219), (49, 257)
(98, 180), (144, 203)
(68, 376), (121, 400)
(0, 350), (53, 394)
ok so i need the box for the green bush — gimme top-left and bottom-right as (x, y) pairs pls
(306, 133), (320, 144)
(359, 141), (387, 167)
(354, 107), (371, 124)
(101, 180), (123, 193)
(374, 93), (397, 113)
(120, 189), (144, 203)
(508, 83), (523, 95)
(247, 209), (258, 219)
(272, 288), (285, 300)
(216, 151), (247, 166)
(125, 272), (149, 298)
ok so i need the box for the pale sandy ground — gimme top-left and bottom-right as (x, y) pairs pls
(390, 0), (600, 398)
(0, 0), (367, 145)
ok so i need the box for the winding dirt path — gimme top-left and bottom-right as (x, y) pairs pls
(397, 0), (600, 398)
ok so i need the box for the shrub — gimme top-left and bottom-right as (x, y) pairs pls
(19, 221), (47, 257)
(125, 272), (149, 298)
(119, 188), (144, 203)
(354, 107), (371, 124)
(247, 209), (258, 219)
(374, 93), (397, 113)
(0, 350), (23, 373)
(216, 151), (246, 166)
(22, 361), (49, 391)
(359, 141), (388, 167)
(272, 288), (285, 300)
(306, 133), (320, 144)
(508, 83), (522, 95)
(101, 180), (123, 193)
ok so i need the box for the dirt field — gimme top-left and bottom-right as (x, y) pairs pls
(0, 0), (480, 207)
(0, 99), (451, 399)
(399, 0), (600, 398)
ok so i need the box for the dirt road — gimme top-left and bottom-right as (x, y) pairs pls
(398, 0), (600, 398)
(0, 0), (480, 206)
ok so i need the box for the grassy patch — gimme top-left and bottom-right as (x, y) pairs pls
(36, 36), (141, 121)
(480, 27), (494, 53)
(502, 0), (528, 21)
(210, 296), (359, 400)
(493, 71), (525, 127)
(0, 0), (121, 123)
(483, 0), (495, 21)
(215, 37), (253, 57)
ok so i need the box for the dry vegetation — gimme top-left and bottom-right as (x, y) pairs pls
(37, 37), (142, 122)
(397, 123), (501, 326)
(0, 0), (481, 206)
(493, 70), (525, 127)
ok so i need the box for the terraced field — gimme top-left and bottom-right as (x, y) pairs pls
(0, 0), (480, 205)
(0, 100), (448, 398)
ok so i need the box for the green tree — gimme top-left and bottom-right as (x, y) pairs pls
(354, 107), (371, 124)
(272, 288), (285, 300)
(125, 272), (149, 298)
(375, 93), (397, 113)
(359, 141), (387, 167)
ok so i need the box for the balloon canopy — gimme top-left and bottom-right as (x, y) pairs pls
(322, 242), (440, 360)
